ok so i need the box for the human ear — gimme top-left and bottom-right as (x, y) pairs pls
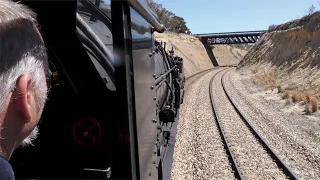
(12, 74), (34, 123)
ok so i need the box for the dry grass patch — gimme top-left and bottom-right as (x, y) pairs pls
(310, 96), (318, 113)
(282, 91), (292, 99)
(301, 92), (312, 104)
(305, 102), (317, 114)
(281, 90), (319, 114)
(252, 70), (278, 89)
(292, 91), (303, 103)
(282, 91), (292, 105)
(250, 68), (320, 114)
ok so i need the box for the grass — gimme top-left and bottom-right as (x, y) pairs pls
(252, 69), (319, 114)
(281, 90), (319, 114)
(292, 91), (303, 103)
(282, 91), (291, 99)
(312, 136), (317, 143)
(252, 70), (278, 89)
(301, 92), (312, 104)
(310, 96), (318, 113)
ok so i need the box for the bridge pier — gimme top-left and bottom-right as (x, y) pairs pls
(200, 38), (219, 67)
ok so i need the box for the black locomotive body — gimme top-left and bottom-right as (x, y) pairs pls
(9, 0), (185, 179)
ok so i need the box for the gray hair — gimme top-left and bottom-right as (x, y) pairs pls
(0, 0), (48, 113)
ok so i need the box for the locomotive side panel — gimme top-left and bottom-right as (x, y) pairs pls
(130, 7), (158, 180)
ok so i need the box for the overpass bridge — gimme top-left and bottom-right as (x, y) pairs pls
(193, 30), (266, 44)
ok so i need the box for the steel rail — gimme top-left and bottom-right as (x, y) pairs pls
(185, 65), (236, 83)
(186, 68), (213, 80)
(184, 68), (214, 91)
(209, 68), (244, 180)
(221, 68), (299, 180)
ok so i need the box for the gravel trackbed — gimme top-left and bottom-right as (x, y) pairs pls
(171, 69), (235, 180)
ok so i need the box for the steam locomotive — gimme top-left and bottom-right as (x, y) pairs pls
(9, 0), (185, 179)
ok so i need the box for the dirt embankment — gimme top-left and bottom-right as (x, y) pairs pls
(238, 12), (320, 112)
(155, 32), (247, 77)
(212, 45), (247, 66)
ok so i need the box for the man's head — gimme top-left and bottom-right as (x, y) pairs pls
(0, 0), (48, 160)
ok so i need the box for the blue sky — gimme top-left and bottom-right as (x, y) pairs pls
(155, 0), (320, 34)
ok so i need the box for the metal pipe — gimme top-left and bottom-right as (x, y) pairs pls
(79, 0), (112, 28)
(76, 27), (115, 83)
(164, 80), (173, 103)
(125, 0), (165, 33)
(76, 13), (114, 66)
(155, 65), (177, 86)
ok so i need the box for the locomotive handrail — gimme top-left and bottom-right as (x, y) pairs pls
(76, 13), (115, 85)
(76, 13), (113, 65)
(125, 0), (165, 33)
(155, 65), (177, 86)
(79, 0), (112, 29)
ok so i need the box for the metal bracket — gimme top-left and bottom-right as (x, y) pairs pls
(83, 167), (111, 178)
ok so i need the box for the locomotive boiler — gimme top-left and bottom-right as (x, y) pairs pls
(9, 0), (185, 179)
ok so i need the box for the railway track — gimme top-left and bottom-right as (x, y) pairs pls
(184, 68), (213, 91)
(184, 65), (236, 91)
(186, 68), (213, 81)
(209, 68), (299, 180)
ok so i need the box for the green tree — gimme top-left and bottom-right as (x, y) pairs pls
(146, 0), (191, 34)
(169, 16), (190, 33)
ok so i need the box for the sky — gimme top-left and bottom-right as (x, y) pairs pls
(155, 0), (320, 34)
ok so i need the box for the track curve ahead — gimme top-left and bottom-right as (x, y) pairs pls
(210, 68), (299, 180)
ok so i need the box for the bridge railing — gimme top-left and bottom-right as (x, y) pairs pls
(193, 30), (266, 38)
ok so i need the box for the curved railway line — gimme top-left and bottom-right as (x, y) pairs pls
(209, 68), (299, 180)
(184, 66), (236, 91)
(184, 68), (214, 91)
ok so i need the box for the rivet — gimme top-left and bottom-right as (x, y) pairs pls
(149, 53), (153, 57)
(103, 77), (109, 83)
(153, 119), (157, 123)
(153, 74), (156, 77)
(153, 161), (156, 164)
(149, 172), (152, 176)
(152, 51), (156, 54)
(156, 165), (159, 168)
(153, 97), (157, 100)
(150, 86), (154, 90)
(154, 151), (157, 154)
